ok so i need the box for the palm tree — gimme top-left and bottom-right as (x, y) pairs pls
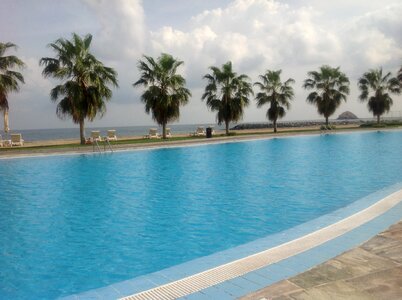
(0, 42), (25, 130)
(254, 70), (294, 133)
(398, 66), (402, 84)
(133, 53), (191, 139)
(202, 61), (253, 135)
(40, 33), (118, 144)
(303, 65), (350, 126)
(358, 68), (401, 124)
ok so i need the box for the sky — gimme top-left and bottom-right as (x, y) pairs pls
(1, 0), (402, 130)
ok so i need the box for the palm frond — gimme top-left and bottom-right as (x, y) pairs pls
(304, 65), (349, 121)
(254, 69), (294, 123)
(0, 42), (25, 110)
(202, 61), (252, 130)
(133, 53), (190, 128)
(40, 33), (118, 124)
(358, 68), (400, 119)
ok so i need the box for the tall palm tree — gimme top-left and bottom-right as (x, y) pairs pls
(254, 70), (294, 133)
(398, 66), (402, 84)
(40, 33), (118, 144)
(0, 42), (25, 130)
(202, 61), (253, 135)
(133, 53), (191, 139)
(303, 65), (350, 126)
(358, 68), (401, 124)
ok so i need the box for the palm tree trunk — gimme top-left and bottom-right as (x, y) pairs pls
(162, 122), (166, 139)
(79, 119), (85, 145)
(273, 119), (277, 133)
(225, 120), (229, 135)
(325, 116), (329, 126)
(377, 115), (380, 125)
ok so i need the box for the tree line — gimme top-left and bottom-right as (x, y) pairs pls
(1, 33), (402, 143)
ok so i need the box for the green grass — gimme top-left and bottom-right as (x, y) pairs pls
(0, 135), (209, 152)
(0, 125), (391, 154)
(360, 121), (402, 128)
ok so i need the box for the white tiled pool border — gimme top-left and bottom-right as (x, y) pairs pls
(61, 182), (402, 300)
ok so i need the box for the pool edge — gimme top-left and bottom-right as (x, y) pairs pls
(61, 183), (402, 300)
(2, 127), (401, 161)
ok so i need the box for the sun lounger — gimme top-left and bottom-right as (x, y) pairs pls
(165, 128), (172, 138)
(192, 126), (206, 136)
(11, 134), (24, 146)
(107, 130), (117, 141)
(1, 135), (11, 147)
(145, 128), (160, 139)
(91, 131), (103, 142)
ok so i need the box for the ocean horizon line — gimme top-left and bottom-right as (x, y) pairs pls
(7, 116), (380, 132)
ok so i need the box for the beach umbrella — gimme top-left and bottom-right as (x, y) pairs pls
(4, 109), (9, 133)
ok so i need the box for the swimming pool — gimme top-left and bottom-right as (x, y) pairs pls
(1, 130), (402, 299)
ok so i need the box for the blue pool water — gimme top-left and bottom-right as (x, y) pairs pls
(1, 130), (402, 299)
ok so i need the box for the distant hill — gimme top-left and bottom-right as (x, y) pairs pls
(337, 111), (358, 120)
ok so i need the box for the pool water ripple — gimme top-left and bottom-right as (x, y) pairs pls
(1, 131), (402, 299)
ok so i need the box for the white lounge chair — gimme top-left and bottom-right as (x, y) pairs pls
(11, 134), (24, 146)
(145, 128), (160, 139)
(193, 126), (206, 136)
(1, 135), (12, 147)
(91, 131), (103, 142)
(107, 130), (117, 141)
(165, 128), (172, 138)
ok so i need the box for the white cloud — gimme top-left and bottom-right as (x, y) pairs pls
(82, 0), (146, 60)
(5, 0), (402, 129)
(150, 0), (343, 71)
(80, 0), (149, 120)
(144, 0), (402, 123)
(342, 4), (402, 70)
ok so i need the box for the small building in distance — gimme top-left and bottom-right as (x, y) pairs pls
(337, 111), (358, 120)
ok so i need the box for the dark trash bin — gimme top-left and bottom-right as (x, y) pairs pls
(206, 127), (212, 138)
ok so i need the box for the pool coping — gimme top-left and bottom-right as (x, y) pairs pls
(61, 182), (402, 300)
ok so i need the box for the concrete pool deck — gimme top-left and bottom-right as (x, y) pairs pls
(241, 220), (402, 300)
(62, 183), (402, 300)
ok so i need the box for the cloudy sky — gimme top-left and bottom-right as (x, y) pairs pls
(1, 0), (402, 130)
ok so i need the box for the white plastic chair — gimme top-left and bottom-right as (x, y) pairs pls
(107, 130), (117, 141)
(165, 128), (172, 138)
(193, 127), (206, 136)
(91, 131), (103, 142)
(145, 128), (160, 139)
(11, 134), (24, 146)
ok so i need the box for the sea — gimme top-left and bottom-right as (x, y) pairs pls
(2, 124), (226, 142)
(2, 117), (385, 142)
